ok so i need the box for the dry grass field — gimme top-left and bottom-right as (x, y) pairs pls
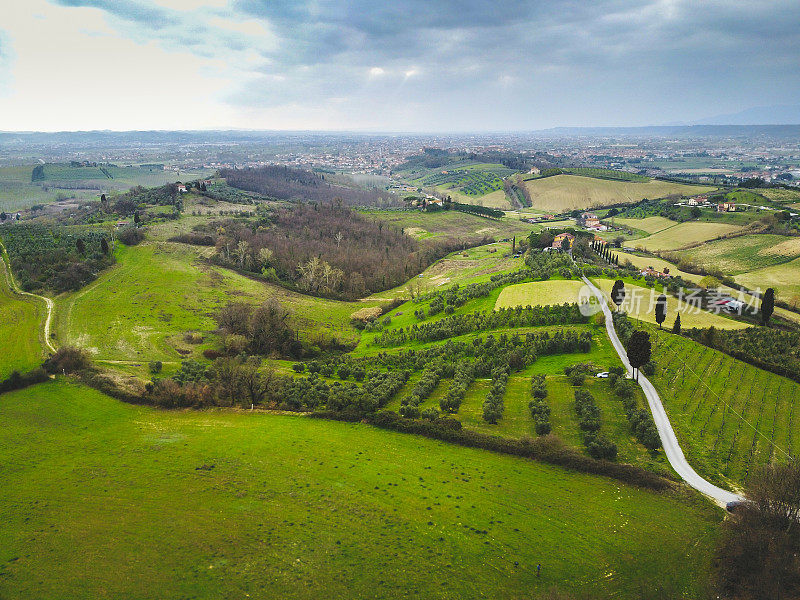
(613, 216), (677, 234)
(520, 175), (716, 212)
(631, 222), (742, 252)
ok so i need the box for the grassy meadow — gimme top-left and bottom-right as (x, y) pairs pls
(0, 255), (44, 378)
(0, 380), (722, 600)
(735, 257), (800, 305)
(54, 242), (374, 370)
(591, 278), (748, 330)
(519, 175), (715, 212)
(494, 279), (586, 309)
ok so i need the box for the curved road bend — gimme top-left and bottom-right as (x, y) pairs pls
(0, 240), (57, 354)
(581, 276), (743, 507)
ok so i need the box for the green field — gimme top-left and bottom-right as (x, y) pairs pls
(55, 242), (372, 371)
(0, 255), (44, 378)
(0, 164), (209, 212)
(735, 256), (800, 305)
(651, 330), (800, 488)
(563, 168), (649, 182)
(495, 279), (586, 309)
(755, 187), (800, 205)
(672, 234), (800, 274)
(0, 380), (721, 599)
(519, 175), (716, 212)
(630, 222), (742, 251)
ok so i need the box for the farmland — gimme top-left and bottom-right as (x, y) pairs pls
(612, 216), (678, 234)
(495, 279), (586, 309)
(0, 380), (721, 600)
(735, 257), (800, 304)
(518, 175), (716, 212)
(651, 330), (800, 487)
(630, 222), (742, 251)
(590, 278), (748, 330)
(0, 163), (209, 212)
(671, 234), (800, 274)
(0, 254), (44, 378)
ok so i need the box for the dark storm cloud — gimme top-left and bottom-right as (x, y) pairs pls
(46, 0), (800, 128)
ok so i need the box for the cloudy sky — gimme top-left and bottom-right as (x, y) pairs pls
(0, 0), (797, 131)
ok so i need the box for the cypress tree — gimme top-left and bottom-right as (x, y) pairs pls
(761, 288), (775, 325)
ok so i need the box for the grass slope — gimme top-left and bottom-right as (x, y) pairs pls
(55, 242), (371, 368)
(0, 256), (43, 378)
(630, 222), (742, 252)
(672, 234), (800, 275)
(495, 279), (586, 309)
(365, 210), (536, 241)
(735, 256), (800, 304)
(520, 175), (715, 213)
(0, 381), (721, 599)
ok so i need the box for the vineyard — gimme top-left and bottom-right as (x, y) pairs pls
(419, 165), (516, 196)
(651, 329), (800, 486)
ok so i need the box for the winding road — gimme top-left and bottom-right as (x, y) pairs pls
(0, 240), (57, 354)
(581, 276), (743, 507)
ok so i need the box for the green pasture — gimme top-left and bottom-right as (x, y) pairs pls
(0, 255), (44, 378)
(494, 279), (586, 310)
(0, 381), (721, 600)
(54, 242), (372, 370)
(735, 256), (800, 304)
(364, 209), (536, 241)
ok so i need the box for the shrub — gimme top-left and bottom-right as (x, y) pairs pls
(118, 226), (145, 246)
(202, 349), (223, 360)
(292, 363), (306, 373)
(184, 332), (204, 344)
(421, 407), (439, 421)
(149, 360), (163, 374)
(44, 347), (91, 374)
(568, 372), (585, 386)
(224, 334), (249, 355)
(337, 365), (351, 380)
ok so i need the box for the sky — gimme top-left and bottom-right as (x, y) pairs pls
(0, 0), (798, 131)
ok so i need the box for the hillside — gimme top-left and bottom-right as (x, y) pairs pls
(0, 381), (721, 600)
(519, 175), (716, 212)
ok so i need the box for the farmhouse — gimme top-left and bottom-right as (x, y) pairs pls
(687, 195), (708, 206)
(717, 202), (736, 212)
(552, 232), (575, 250)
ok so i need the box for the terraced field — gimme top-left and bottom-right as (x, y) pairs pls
(519, 175), (715, 212)
(630, 222), (742, 251)
(0, 381), (721, 600)
(651, 330), (800, 487)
